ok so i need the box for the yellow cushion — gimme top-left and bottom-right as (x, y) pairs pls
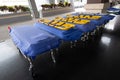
(56, 22), (65, 26)
(54, 16), (63, 21)
(50, 20), (58, 25)
(66, 14), (72, 17)
(73, 16), (79, 19)
(79, 15), (101, 20)
(54, 22), (75, 30)
(38, 18), (51, 24)
(91, 16), (101, 19)
(73, 20), (90, 24)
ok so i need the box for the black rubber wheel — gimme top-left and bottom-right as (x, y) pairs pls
(30, 67), (39, 80)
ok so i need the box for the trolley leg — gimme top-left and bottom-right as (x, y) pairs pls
(27, 57), (33, 71)
(73, 40), (77, 47)
(70, 41), (73, 48)
(27, 57), (37, 79)
(50, 49), (56, 63)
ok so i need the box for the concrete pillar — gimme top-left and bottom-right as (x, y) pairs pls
(50, 0), (55, 4)
(61, 0), (65, 3)
(70, 0), (74, 9)
(55, 0), (59, 4)
(28, 0), (39, 18)
(57, 0), (65, 3)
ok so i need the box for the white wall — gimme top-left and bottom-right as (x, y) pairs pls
(70, 0), (87, 12)
(83, 0), (87, 4)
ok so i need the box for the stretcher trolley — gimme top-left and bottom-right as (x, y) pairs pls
(86, 13), (115, 35)
(8, 25), (61, 77)
(34, 20), (83, 41)
(66, 13), (114, 41)
(107, 7), (120, 15)
(34, 18), (84, 48)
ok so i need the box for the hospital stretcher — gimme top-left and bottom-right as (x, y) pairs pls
(34, 21), (83, 41)
(9, 25), (61, 71)
(61, 15), (97, 38)
(107, 7), (120, 14)
(34, 22), (85, 48)
(53, 16), (97, 40)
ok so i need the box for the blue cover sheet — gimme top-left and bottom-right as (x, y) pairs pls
(34, 22), (83, 41)
(75, 22), (96, 33)
(9, 25), (61, 59)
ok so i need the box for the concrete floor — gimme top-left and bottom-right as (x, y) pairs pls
(1, 12), (120, 80)
(0, 39), (33, 80)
